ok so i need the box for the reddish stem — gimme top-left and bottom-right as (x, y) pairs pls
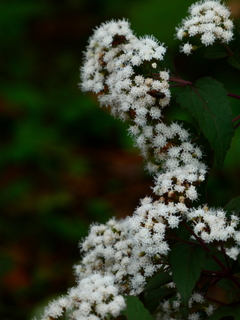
(169, 77), (192, 86)
(205, 295), (227, 306)
(166, 235), (201, 246)
(234, 122), (240, 130)
(232, 115), (240, 122)
(181, 222), (240, 289)
(202, 269), (225, 276)
(228, 92), (240, 100)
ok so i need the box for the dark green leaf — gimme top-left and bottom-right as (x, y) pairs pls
(144, 271), (172, 292)
(122, 296), (155, 320)
(224, 196), (240, 215)
(207, 306), (235, 320)
(144, 287), (172, 313)
(169, 242), (206, 307)
(234, 305), (240, 320)
(203, 251), (226, 272)
(228, 49), (240, 71)
(176, 77), (234, 168)
(176, 223), (191, 241)
(204, 44), (230, 59)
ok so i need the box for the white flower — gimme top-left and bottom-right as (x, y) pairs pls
(226, 246), (240, 260)
(180, 42), (193, 55)
(176, 0), (234, 54)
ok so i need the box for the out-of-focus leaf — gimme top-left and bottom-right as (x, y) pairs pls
(86, 199), (114, 223)
(207, 306), (237, 320)
(43, 215), (89, 241)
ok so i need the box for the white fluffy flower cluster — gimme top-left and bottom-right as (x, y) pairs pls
(38, 8), (239, 320)
(76, 197), (173, 296)
(81, 19), (208, 204)
(188, 206), (240, 259)
(150, 124), (207, 203)
(176, 0), (234, 55)
(39, 197), (174, 320)
(81, 19), (170, 122)
(41, 274), (125, 320)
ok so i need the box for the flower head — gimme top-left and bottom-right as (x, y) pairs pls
(176, 0), (234, 54)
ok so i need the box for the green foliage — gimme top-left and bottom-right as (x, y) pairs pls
(207, 305), (240, 320)
(144, 271), (172, 292)
(228, 49), (240, 71)
(169, 242), (206, 307)
(224, 196), (240, 215)
(143, 271), (173, 313)
(204, 44), (230, 60)
(144, 287), (172, 313)
(122, 296), (155, 320)
(176, 77), (234, 168)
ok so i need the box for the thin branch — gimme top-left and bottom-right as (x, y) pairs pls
(232, 115), (240, 122)
(234, 121), (240, 130)
(220, 243), (231, 272)
(169, 77), (192, 86)
(182, 222), (240, 289)
(205, 295), (227, 306)
(165, 235), (201, 246)
(228, 92), (240, 100)
(202, 269), (225, 276)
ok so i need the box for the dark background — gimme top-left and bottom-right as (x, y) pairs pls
(1, 1), (240, 319)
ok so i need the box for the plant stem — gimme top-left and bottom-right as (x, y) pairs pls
(165, 235), (201, 246)
(220, 243), (231, 272)
(181, 222), (240, 289)
(232, 115), (240, 122)
(205, 295), (227, 306)
(228, 93), (240, 100)
(234, 122), (240, 130)
(169, 77), (192, 86)
(202, 269), (224, 276)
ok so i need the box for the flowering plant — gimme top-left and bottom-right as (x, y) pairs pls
(37, 1), (240, 320)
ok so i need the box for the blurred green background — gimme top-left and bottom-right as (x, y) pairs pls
(1, 1), (240, 319)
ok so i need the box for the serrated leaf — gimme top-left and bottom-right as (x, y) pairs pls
(228, 49), (240, 71)
(176, 77), (234, 168)
(224, 196), (240, 215)
(204, 44), (230, 59)
(144, 271), (172, 292)
(122, 296), (155, 320)
(144, 287), (172, 312)
(169, 242), (206, 307)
